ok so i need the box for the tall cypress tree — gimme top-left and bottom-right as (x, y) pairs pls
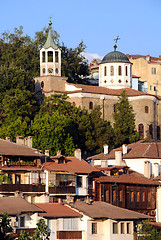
(113, 90), (139, 147)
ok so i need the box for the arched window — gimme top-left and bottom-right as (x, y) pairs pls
(110, 66), (114, 76)
(72, 102), (76, 107)
(145, 106), (149, 113)
(89, 102), (93, 109)
(118, 66), (122, 76)
(149, 124), (153, 139)
(157, 126), (160, 140)
(138, 124), (144, 139)
(42, 68), (45, 74)
(41, 81), (44, 89)
(125, 66), (128, 76)
(104, 66), (107, 76)
(42, 52), (45, 62)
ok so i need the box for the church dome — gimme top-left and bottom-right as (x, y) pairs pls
(101, 51), (130, 64)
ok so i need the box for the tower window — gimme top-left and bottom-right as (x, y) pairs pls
(110, 66), (114, 76)
(48, 51), (53, 62)
(118, 66), (122, 75)
(42, 68), (45, 74)
(152, 68), (156, 74)
(89, 102), (93, 109)
(41, 81), (44, 89)
(145, 106), (149, 113)
(55, 51), (59, 62)
(149, 124), (153, 139)
(125, 66), (128, 76)
(42, 52), (45, 62)
(104, 66), (107, 76)
(55, 68), (59, 74)
(138, 124), (144, 139)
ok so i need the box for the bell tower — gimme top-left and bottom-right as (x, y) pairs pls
(40, 20), (61, 77)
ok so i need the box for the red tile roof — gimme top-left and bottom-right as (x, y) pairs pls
(42, 156), (98, 174)
(35, 203), (82, 218)
(0, 197), (43, 215)
(0, 138), (44, 157)
(69, 201), (151, 220)
(95, 171), (160, 186)
(127, 54), (161, 64)
(107, 141), (161, 160)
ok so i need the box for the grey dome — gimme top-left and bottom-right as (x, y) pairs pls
(101, 51), (130, 64)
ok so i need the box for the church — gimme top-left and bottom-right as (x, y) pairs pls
(34, 21), (161, 140)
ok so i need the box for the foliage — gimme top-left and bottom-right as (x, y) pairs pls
(32, 218), (50, 240)
(18, 231), (31, 240)
(138, 220), (161, 240)
(113, 90), (139, 147)
(0, 213), (13, 240)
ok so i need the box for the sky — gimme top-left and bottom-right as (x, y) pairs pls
(0, 0), (161, 62)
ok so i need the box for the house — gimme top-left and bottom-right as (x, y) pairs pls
(34, 21), (161, 140)
(0, 196), (43, 237)
(69, 201), (151, 240)
(35, 203), (83, 240)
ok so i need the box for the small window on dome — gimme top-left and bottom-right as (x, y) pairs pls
(104, 66), (107, 76)
(118, 66), (122, 76)
(110, 66), (114, 76)
(118, 79), (122, 83)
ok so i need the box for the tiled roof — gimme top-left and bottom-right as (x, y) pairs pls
(95, 171), (160, 186)
(69, 201), (151, 220)
(87, 152), (108, 160)
(0, 197), (43, 215)
(64, 84), (157, 98)
(132, 74), (140, 78)
(42, 156), (98, 174)
(0, 138), (44, 157)
(127, 54), (161, 64)
(35, 203), (82, 218)
(107, 141), (161, 159)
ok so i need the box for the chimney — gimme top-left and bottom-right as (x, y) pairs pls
(16, 136), (24, 145)
(115, 151), (122, 166)
(57, 150), (61, 156)
(154, 163), (159, 178)
(146, 55), (150, 62)
(74, 148), (81, 160)
(45, 150), (50, 156)
(122, 144), (127, 155)
(27, 136), (32, 148)
(144, 161), (151, 178)
(5, 137), (10, 141)
(24, 137), (28, 146)
(103, 144), (108, 155)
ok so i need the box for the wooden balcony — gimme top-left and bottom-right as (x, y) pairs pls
(57, 231), (82, 239)
(0, 184), (45, 193)
(16, 228), (36, 237)
(49, 186), (75, 194)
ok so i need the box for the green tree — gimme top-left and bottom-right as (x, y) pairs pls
(18, 231), (31, 240)
(0, 213), (13, 240)
(32, 219), (50, 240)
(138, 220), (161, 240)
(113, 90), (139, 147)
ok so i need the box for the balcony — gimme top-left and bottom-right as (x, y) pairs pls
(49, 186), (75, 194)
(57, 231), (82, 239)
(0, 184), (45, 193)
(16, 228), (36, 237)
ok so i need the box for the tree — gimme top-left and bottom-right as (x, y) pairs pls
(32, 219), (50, 240)
(138, 220), (161, 240)
(0, 213), (13, 240)
(18, 231), (31, 240)
(113, 90), (139, 147)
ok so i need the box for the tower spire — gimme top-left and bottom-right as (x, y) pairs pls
(114, 36), (120, 51)
(43, 18), (58, 50)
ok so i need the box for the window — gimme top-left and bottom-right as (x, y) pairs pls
(119, 190), (123, 202)
(55, 51), (59, 62)
(136, 191), (140, 202)
(63, 218), (79, 230)
(157, 126), (160, 140)
(150, 85), (152, 90)
(41, 81), (44, 89)
(152, 68), (156, 74)
(105, 189), (110, 202)
(118, 79), (122, 83)
(112, 189), (116, 202)
(147, 192), (151, 202)
(127, 223), (131, 234)
(145, 106), (149, 113)
(121, 223), (125, 234)
(142, 192), (145, 202)
(130, 192), (134, 202)
(48, 51), (53, 62)
(138, 124), (144, 139)
(89, 101), (93, 109)
(92, 222), (97, 234)
(104, 66), (107, 76)
(42, 68), (45, 74)
(118, 66), (122, 75)
(72, 102), (76, 107)
(149, 124), (153, 139)
(154, 86), (157, 91)
(55, 68), (59, 74)
(110, 66), (114, 76)
(42, 51), (45, 62)
(20, 216), (25, 228)
(76, 176), (82, 187)
(113, 222), (118, 234)
(125, 66), (128, 76)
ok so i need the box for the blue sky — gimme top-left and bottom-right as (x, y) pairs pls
(0, 0), (161, 62)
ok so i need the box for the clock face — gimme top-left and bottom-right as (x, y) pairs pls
(48, 68), (53, 73)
